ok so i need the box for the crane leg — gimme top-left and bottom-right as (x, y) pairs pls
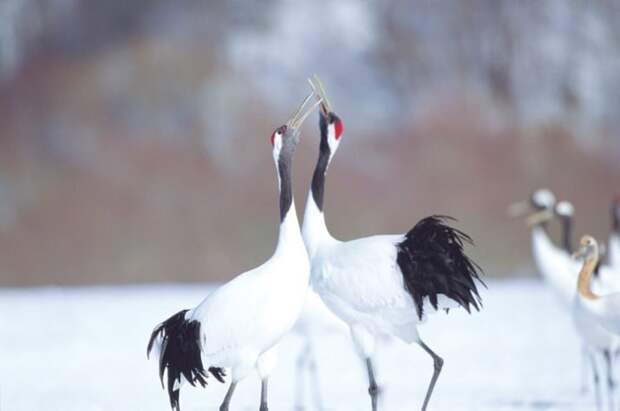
(417, 339), (444, 411)
(295, 341), (310, 410)
(219, 381), (237, 411)
(604, 349), (615, 411)
(589, 352), (602, 411)
(365, 357), (381, 411)
(581, 346), (591, 395)
(260, 378), (269, 411)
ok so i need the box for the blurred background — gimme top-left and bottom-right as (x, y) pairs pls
(1, 0), (619, 287)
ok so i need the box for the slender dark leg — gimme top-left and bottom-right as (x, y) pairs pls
(418, 340), (444, 411)
(295, 342), (310, 411)
(590, 352), (601, 411)
(581, 346), (591, 395)
(219, 381), (237, 411)
(604, 349), (615, 411)
(365, 358), (380, 411)
(260, 378), (269, 411)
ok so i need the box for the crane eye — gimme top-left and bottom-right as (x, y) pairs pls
(270, 125), (288, 146)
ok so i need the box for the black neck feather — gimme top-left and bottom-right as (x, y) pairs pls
(536, 220), (549, 232)
(311, 114), (331, 211)
(561, 216), (573, 253)
(612, 204), (620, 233)
(278, 155), (293, 222)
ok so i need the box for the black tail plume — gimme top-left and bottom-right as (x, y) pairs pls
(147, 309), (225, 410)
(396, 215), (485, 320)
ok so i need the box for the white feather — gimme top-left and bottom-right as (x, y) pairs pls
(578, 295), (620, 336)
(531, 226), (620, 368)
(190, 211), (310, 379)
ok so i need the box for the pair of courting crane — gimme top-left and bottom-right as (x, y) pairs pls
(147, 75), (485, 411)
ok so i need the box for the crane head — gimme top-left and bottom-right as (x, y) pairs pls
(271, 91), (321, 162)
(555, 201), (574, 219)
(531, 188), (556, 210)
(573, 235), (598, 261)
(508, 188), (556, 218)
(308, 75), (344, 154)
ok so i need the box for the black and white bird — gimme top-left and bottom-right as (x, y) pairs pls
(146, 93), (319, 411)
(301, 76), (484, 411)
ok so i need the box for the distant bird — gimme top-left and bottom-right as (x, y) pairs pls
(302, 75), (484, 411)
(510, 189), (578, 304)
(146, 93), (319, 411)
(575, 235), (620, 337)
(523, 195), (620, 294)
(544, 201), (618, 410)
(515, 195), (620, 408)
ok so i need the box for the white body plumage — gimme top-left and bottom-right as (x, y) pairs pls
(528, 217), (620, 407)
(531, 226), (579, 306)
(579, 296), (620, 336)
(190, 210), (309, 380)
(147, 97), (320, 411)
(299, 77), (483, 411)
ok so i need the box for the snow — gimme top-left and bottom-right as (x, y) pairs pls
(0, 280), (598, 410)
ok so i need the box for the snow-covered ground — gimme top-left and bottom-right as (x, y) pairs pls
(0, 280), (599, 411)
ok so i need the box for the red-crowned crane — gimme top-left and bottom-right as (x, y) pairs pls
(146, 93), (320, 411)
(301, 75), (484, 411)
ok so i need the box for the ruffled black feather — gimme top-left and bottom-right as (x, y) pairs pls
(396, 215), (485, 320)
(147, 309), (226, 411)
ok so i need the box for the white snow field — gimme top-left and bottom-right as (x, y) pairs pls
(0, 280), (600, 411)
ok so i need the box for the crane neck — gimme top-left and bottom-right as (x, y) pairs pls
(561, 216), (574, 254)
(274, 149), (304, 253)
(277, 199), (303, 253)
(302, 125), (333, 257)
(310, 120), (332, 212)
(613, 203), (620, 233)
(577, 253), (600, 301)
(277, 155), (294, 222)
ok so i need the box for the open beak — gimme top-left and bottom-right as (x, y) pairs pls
(308, 74), (332, 116)
(507, 200), (531, 218)
(287, 91), (322, 130)
(525, 208), (554, 227)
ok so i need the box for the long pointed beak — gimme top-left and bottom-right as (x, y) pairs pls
(572, 247), (587, 260)
(308, 74), (332, 116)
(287, 92), (322, 130)
(507, 201), (531, 218)
(525, 208), (554, 227)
